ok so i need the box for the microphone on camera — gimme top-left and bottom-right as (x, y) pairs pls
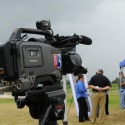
(77, 35), (92, 45)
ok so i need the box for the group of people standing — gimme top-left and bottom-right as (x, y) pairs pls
(75, 69), (111, 124)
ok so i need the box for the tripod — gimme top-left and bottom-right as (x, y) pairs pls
(62, 75), (68, 125)
(14, 85), (65, 125)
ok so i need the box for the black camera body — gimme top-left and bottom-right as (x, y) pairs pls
(0, 30), (62, 93)
(0, 20), (92, 125)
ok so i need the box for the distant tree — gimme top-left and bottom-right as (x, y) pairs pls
(66, 80), (70, 85)
(60, 80), (70, 85)
(111, 77), (119, 84)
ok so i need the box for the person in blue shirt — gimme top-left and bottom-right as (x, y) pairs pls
(75, 74), (90, 122)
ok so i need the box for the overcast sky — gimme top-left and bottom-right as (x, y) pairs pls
(0, 0), (125, 81)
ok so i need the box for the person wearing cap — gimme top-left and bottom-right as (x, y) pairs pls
(89, 69), (111, 124)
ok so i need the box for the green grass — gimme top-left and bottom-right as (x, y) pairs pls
(0, 84), (124, 125)
(108, 84), (120, 108)
(0, 98), (15, 104)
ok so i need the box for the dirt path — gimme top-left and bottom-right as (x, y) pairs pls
(0, 94), (14, 98)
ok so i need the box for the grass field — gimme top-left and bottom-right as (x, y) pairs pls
(0, 84), (125, 125)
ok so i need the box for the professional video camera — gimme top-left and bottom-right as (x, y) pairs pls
(0, 19), (92, 125)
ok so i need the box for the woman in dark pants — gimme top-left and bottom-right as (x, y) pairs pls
(75, 74), (90, 122)
(77, 97), (89, 122)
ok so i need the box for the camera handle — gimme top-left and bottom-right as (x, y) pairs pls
(9, 28), (52, 40)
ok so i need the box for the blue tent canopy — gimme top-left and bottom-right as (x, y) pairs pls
(119, 60), (125, 68)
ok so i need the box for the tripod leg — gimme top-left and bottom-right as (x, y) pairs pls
(39, 105), (57, 125)
(63, 75), (68, 125)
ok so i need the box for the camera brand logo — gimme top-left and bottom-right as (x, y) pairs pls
(53, 54), (61, 68)
(30, 60), (38, 62)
